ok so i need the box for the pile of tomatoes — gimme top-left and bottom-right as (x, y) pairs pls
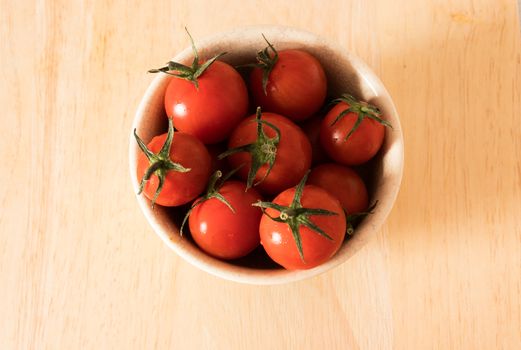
(135, 31), (391, 270)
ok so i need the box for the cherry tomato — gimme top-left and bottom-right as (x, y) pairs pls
(308, 163), (368, 214)
(165, 60), (249, 144)
(320, 95), (390, 165)
(258, 183), (346, 270)
(301, 114), (329, 165)
(225, 111), (312, 196)
(135, 122), (211, 207)
(189, 181), (263, 260)
(250, 44), (327, 122)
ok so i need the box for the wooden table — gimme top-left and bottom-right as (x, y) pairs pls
(1, 0), (520, 348)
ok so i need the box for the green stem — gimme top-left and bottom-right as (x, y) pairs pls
(179, 169), (239, 235)
(345, 201), (378, 235)
(329, 94), (392, 141)
(148, 28), (227, 88)
(218, 107), (281, 190)
(238, 34), (278, 95)
(134, 119), (191, 208)
(252, 171), (338, 261)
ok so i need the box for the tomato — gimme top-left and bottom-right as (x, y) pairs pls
(249, 38), (327, 122)
(301, 114), (329, 165)
(150, 30), (249, 144)
(135, 120), (211, 207)
(164, 60), (248, 144)
(222, 110), (312, 196)
(308, 163), (368, 214)
(187, 180), (263, 260)
(255, 174), (346, 270)
(320, 94), (391, 165)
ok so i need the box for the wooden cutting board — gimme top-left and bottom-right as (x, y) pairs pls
(1, 0), (519, 349)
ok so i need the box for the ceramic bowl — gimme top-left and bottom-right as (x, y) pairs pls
(129, 26), (404, 285)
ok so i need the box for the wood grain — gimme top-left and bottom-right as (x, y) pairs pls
(0, 0), (520, 349)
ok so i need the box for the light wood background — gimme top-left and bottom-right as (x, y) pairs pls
(1, 0), (520, 349)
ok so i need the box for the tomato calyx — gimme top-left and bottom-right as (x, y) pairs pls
(345, 201), (378, 235)
(253, 171), (338, 261)
(241, 34), (278, 95)
(134, 119), (191, 207)
(179, 168), (240, 235)
(330, 94), (393, 141)
(218, 107), (281, 190)
(148, 28), (227, 88)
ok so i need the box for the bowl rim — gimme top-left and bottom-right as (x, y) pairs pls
(129, 25), (404, 285)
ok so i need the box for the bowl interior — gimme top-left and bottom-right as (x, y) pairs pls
(130, 26), (404, 285)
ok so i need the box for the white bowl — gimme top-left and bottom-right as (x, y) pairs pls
(129, 26), (404, 285)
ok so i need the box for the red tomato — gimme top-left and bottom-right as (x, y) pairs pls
(320, 96), (390, 165)
(250, 49), (327, 122)
(301, 114), (329, 165)
(135, 124), (211, 207)
(308, 163), (368, 214)
(258, 184), (346, 270)
(225, 112), (312, 196)
(164, 60), (249, 144)
(189, 181), (263, 260)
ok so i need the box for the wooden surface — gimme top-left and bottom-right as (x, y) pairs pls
(1, 0), (520, 349)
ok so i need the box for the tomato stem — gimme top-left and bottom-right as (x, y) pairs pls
(237, 34), (278, 95)
(218, 107), (281, 190)
(179, 168), (240, 235)
(134, 119), (191, 208)
(329, 94), (392, 141)
(258, 34), (278, 95)
(346, 201), (378, 235)
(148, 28), (227, 89)
(206, 170), (224, 194)
(253, 171), (337, 261)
